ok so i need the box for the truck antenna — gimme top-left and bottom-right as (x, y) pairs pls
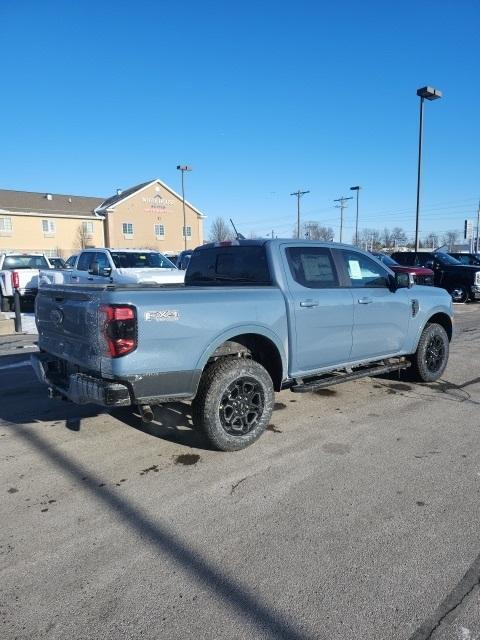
(229, 219), (245, 240)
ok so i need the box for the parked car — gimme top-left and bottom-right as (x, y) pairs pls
(40, 248), (185, 286)
(48, 257), (68, 269)
(176, 250), (193, 271)
(0, 252), (50, 311)
(371, 252), (434, 285)
(33, 240), (453, 452)
(391, 250), (480, 303)
(448, 252), (480, 267)
(65, 255), (78, 268)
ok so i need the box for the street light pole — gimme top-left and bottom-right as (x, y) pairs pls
(414, 86), (442, 253)
(177, 165), (192, 250)
(290, 189), (310, 238)
(350, 186), (361, 245)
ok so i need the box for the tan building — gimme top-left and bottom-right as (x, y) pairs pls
(0, 178), (205, 258)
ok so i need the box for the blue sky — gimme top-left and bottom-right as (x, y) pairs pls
(1, 0), (479, 242)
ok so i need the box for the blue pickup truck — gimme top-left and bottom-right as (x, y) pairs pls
(32, 240), (453, 451)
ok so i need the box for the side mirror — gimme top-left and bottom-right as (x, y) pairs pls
(89, 261), (100, 276)
(393, 272), (412, 289)
(101, 267), (112, 277)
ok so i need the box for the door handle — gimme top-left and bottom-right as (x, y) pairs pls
(300, 300), (319, 308)
(358, 297), (373, 304)
(87, 277), (94, 281)
(71, 275), (79, 280)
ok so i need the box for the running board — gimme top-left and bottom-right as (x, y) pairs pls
(291, 360), (411, 393)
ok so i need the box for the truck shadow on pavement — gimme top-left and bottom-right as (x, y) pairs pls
(112, 403), (211, 450)
(5, 421), (314, 640)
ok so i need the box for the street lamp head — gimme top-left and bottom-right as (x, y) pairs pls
(177, 165), (192, 171)
(416, 86), (442, 100)
(350, 186), (361, 191)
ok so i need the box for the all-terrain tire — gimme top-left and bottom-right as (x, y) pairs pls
(409, 322), (449, 382)
(192, 358), (274, 451)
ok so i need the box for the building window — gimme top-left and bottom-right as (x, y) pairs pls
(0, 217), (12, 235)
(183, 226), (192, 237)
(42, 219), (56, 235)
(82, 221), (94, 234)
(154, 224), (165, 239)
(122, 222), (134, 237)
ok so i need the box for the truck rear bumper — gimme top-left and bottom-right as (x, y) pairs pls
(30, 353), (131, 407)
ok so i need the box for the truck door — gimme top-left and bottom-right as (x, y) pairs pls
(336, 249), (411, 360)
(283, 245), (354, 375)
(87, 252), (113, 284)
(70, 252), (95, 284)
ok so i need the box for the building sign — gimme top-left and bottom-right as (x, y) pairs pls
(142, 194), (174, 211)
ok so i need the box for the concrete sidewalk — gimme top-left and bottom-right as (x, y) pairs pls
(0, 332), (38, 357)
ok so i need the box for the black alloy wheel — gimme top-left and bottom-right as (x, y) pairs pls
(410, 322), (449, 383)
(192, 358), (274, 451)
(425, 334), (446, 374)
(219, 376), (265, 436)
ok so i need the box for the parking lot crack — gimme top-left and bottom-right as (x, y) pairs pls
(231, 476), (250, 495)
(409, 558), (480, 640)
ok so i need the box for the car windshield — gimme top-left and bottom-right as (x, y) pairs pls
(109, 252), (176, 269)
(435, 253), (462, 266)
(377, 254), (397, 266)
(3, 255), (50, 269)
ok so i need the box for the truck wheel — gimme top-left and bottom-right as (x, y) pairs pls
(410, 322), (449, 383)
(450, 286), (468, 303)
(192, 358), (274, 451)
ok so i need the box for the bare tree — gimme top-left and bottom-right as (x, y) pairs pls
(303, 221), (334, 241)
(382, 228), (393, 248)
(391, 227), (407, 247)
(442, 230), (460, 251)
(209, 217), (233, 242)
(76, 223), (90, 249)
(423, 232), (438, 249)
(357, 228), (382, 251)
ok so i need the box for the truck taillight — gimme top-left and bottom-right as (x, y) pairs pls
(11, 271), (19, 289)
(99, 305), (137, 357)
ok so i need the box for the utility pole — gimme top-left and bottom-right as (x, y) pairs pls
(334, 196), (353, 243)
(476, 199), (480, 254)
(290, 189), (310, 238)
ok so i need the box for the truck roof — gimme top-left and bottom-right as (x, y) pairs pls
(78, 248), (163, 253)
(198, 239), (366, 251)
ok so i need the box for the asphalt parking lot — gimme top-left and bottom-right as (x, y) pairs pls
(1, 304), (480, 640)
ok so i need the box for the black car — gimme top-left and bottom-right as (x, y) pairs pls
(391, 250), (480, 303)
(449, 252), (480, 267)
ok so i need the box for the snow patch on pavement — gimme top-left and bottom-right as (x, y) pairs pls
(5, 313), (37, 334)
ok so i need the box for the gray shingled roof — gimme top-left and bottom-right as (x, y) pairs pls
(96, 180), (152, 211)
(0, 189), (104, 218)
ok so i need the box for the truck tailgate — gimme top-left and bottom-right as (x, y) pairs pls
(36, 286), (102, 369)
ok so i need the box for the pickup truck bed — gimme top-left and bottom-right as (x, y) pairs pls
(32, 240), (454, 451)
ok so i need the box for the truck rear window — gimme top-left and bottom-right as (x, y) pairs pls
(109, 252), (176, 269)
(3, 255), (49, 269)
(185, 246), (271, 286)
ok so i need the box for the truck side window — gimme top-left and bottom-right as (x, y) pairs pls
(286, 247), (338, 288)
(94, 252), (110, 271)
(340, 250), (389, 288)
(77, 252), (94, 272)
